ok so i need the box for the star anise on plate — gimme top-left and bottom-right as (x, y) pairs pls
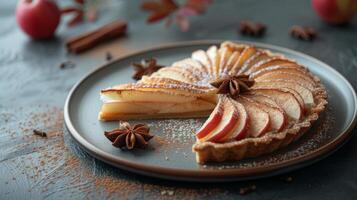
(239, 20), (266, 37)
(131, 58), (164, 80)
(289, 25), (317, 41)
(104, 122), (154, 150)
(210, 75), (255, 97)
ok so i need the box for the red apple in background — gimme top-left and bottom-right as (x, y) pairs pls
(311, 0), (356, 25)
(16, 0), (61, 39)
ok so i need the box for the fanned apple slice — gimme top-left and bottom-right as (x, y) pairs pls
(253, 81), (315, 106)
(252, 86), (305, 112)
(254, 72), (317, 89)
(198, 96), (239, 142)
(237, 97), (270, 137)
(222, 51), (240, 75)
(196, 98), (224, 139)
(251, 66), (313, 80)
(113, 81), (216, 95)
(207, 46), (220, 78)
(241, 95), (287, 131)
(151, 67), (198, 83)
(241, 52), (271, 74)
(171, 58), (211, 84)
(218, 47), (233, 75)
(221, 41), (246, 52)
(192, 50), (214, 79)
(247, 58), (296, 74)
(219, 99), (249, 141)
(250, 89), (303, 120)
(173, 58), (208, 77)
(230, 46), (257, 75)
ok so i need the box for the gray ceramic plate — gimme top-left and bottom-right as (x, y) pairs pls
(64, 40), (357, 182)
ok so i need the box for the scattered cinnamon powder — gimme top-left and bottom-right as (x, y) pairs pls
(0, 106), (228, 199)
(239, 184), (256, 195)
(0, 103), (336, 198)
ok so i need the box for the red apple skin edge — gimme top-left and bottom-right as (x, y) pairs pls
(196, 102), (223, 139)
(207, 114), (239, 143)
(311, 0), (355, 25)
(16, 0), (61, 39)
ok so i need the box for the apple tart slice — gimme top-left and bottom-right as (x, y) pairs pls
(99, 78), (218, 120)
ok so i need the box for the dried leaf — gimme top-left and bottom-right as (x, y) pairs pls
(141, 0), (178, 23)
(141, 0), (212, 31)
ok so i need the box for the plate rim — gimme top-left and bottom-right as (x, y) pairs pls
(64, 40), (357, 181)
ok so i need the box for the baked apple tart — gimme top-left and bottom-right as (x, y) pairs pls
(99, 41), (327, 164)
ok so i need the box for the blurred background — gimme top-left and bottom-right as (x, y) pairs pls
(1, 0), (357, 199)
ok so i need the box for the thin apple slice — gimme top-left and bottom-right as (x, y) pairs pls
(221, 41), (246, 52)
(207, 45), (220, 77)
(241, 96), (286, 131)
(253, 86), (305, 112)
(230, 46), (257, 75)
(151, 67), (197, 83)
(251, 66), (312, 80)
(196, 98), (224, 139)
(254, 72), (317, 89)
(243, 93), (281, 108)
(192, 50), (214, 78)
(250, 89), (303, 120)
(247, 58), (296, 74)
(219, 99), (249, 141)
(172, 58), (209, 80)
(199, 96), (239, 142)
(241, 53), (271, 74)
(222, 51), (240, 74)
(218, 46), (233, 75)
(253, 81), (315, 106)
(236, 97), (270, 137)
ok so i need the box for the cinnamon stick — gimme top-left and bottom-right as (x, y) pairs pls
(66, 20), (127, 54)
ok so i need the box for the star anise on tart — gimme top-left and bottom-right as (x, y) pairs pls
(104, 122), (154, 149)
(131, 58), (164, 80)
(210, 75), (255, 97)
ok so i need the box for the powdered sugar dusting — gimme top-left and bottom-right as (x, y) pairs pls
(129, 105), (335, 170)
(129, 118), (204, 148)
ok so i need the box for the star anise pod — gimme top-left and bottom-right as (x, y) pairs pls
(239, 20), (266, 37)
(289, 25), (317, 41)
(131, 58), (164, 80)
(104, 122), (154, 150)
(210, 75), (255, 97)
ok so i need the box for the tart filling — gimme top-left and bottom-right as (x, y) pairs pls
(99, 82), (217, 120)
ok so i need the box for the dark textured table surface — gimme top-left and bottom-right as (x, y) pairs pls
(1, 0), (357, 199)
